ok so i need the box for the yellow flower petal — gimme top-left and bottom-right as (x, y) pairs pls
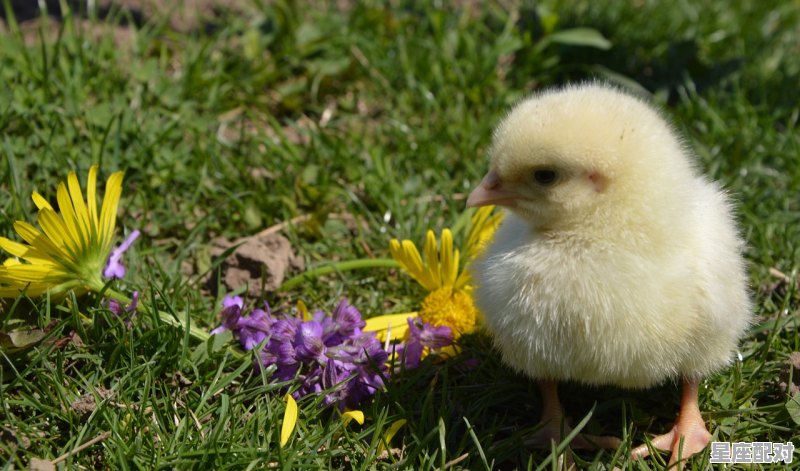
(465, 206), (503, 260)
(409, 242), (437, 290)
(280, 394), (298, 448)
(3, 263), (66, 282)
(389, 239), (402, 258)
(98, 171), (123, 251)
(12, 221), (70, 266)
(391, 238), (437, 291)
(378, 419), (406, 455)
(297, 299), (310, 321)
(394, 239), (422, 278)
(424, 230), (440, 288)
(341, 410), (364, 426)
(454, 266), (471, 290)
(31, 192), (53, 211)
(364, 312), (417, 342)
(86, 165), (98, 229)
(440, 229), (460, 287)
(0, 237), (53, 265)
(37, 208), (78, 256)
(0, 284), (50, 297)
(56, 182), (86, 250)
(67, 171), (92, 240)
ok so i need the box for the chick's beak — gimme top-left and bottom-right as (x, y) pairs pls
(467, 170), (521, 208)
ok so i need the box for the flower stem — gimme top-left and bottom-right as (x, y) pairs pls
(100, 284), (247, 359)
(103, 287), (131, 304)
(278, 258), (400, 292)
(103, 287), (211, 345)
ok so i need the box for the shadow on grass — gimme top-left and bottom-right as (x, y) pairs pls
(1, 0), (143, 27)
(376, 332), (690, 469)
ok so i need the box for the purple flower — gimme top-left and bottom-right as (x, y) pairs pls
(237, 308), (273, 350)
(295, 321), (325, 361)
(107, 291), (139, 326)
(223, 295), (244, 309)
(211, 295), (273, 350)
(329, 299), (365, 339)
(215, 297), (388, 410)
(210, 296), (243, 335)
(412, 318), (453, 349)
(104, 230), (141, 279)
(400, 317), (453, 369)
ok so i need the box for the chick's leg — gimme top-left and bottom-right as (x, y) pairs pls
(631, 378), (712, 464)
(527, 380), (621, 449)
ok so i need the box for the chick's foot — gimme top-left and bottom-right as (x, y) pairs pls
(525, 381), (622, 450)
(631, 378), (712, 466)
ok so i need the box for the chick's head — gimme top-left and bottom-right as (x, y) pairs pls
(468, 84), (696, 231)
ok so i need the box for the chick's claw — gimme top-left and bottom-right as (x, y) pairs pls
(526, 421), (622, 450)
(526, 381), (622, 450)
(631, 379), (712, 466)
(630, 423), (711, 466)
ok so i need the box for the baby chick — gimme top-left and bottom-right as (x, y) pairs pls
(467, 83), (751, 464)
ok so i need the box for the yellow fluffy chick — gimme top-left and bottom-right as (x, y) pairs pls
(467, 83), (751, 464)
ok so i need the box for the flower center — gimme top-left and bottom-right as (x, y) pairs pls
(419, 286), (477, 335)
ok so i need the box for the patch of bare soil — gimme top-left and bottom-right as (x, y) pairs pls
(70, 387), (114, 417)
(202, 231), (305, 297)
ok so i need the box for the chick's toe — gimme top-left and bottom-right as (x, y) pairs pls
(526, 381), (621, 450)
(630, 379), (712, 465)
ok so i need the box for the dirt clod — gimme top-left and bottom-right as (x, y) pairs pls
(70, 387), (114, 417)
(206, 232), (304, 297)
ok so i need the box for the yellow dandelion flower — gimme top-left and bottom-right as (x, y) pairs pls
(0, 166), (123, 298)
(377, 206), (502, 338)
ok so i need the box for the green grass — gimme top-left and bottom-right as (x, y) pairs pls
(1, 0), (799, 469)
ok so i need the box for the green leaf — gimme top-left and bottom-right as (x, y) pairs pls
(191, 331), (222, 362)
(242, 28), (262, 61)
(492, 35), (523, 57)
(295, 22), (323, 49)
(0, 328), (47, 352)
(308, 57), (351, 77)
(209, 330), (233, 354)
(590, 65), (651, 96)
(546, 28), (612, 50)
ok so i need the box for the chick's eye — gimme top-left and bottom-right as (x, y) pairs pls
(533, 169), (559, 186)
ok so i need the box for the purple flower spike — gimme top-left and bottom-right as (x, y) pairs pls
(331, 299), (365, 338)
(218, 297), (390, 411)
(415, 321), (453, 350)
(295, 321), (325, 361)
(210, 303), (241, 336)
(107, 291), (139, 327)
(104, 230), (141, 279)
(237, 308), (273, 350)
(211, 299), (273, 351)
(401, 317), (454, 369)
(223, 295), (244, 309)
